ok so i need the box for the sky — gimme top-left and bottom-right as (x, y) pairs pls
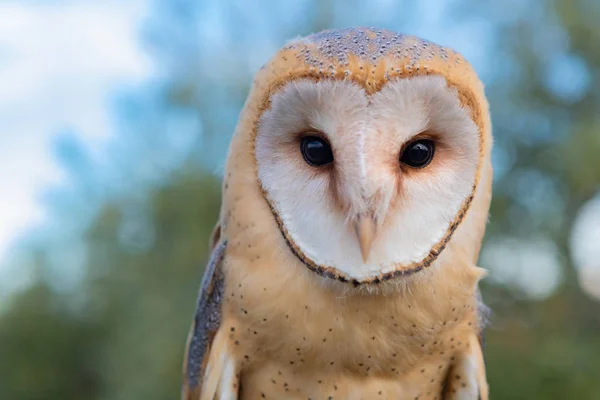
(0, 0), (154, 262)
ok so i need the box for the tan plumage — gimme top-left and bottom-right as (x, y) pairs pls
(183, 27), (493, 400)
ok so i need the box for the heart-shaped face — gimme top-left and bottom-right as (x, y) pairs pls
(255, 75), (480, 284)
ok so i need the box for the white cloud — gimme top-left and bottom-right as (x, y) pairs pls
(0, 0), (153, 263)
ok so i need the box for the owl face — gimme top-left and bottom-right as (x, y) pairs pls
(255, 75), (480, 283)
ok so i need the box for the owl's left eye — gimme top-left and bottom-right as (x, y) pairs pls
(400, 139), (435, 168)
(300, 136), (334, 167)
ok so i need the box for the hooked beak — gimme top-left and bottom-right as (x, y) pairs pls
(354, 215), (377, 263)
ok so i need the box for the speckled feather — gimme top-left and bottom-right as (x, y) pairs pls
(182, 27), (493, 400)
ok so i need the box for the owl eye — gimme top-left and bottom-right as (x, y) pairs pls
(400, 139), (435, 168)
(300, 136), (334, 166)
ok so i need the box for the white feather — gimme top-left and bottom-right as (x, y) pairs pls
(256, 76), (479, 281)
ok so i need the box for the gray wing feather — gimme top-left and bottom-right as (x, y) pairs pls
(184, 239), (227, 391)
(475, 287), (490, 348)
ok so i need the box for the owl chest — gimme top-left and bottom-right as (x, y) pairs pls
(239, 363), (451, 400)
(227, 309), (462, 400)
(222, 284), (474, 400)
(221, 250), (478, 398)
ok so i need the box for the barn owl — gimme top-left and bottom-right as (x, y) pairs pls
(182, 27), (493, 400)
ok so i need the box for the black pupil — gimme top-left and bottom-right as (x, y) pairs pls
(301, 136), (333, 166)
(400, 140), (434, 168)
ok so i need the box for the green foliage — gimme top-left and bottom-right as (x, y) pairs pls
(0, 283), (102, 400)
(85, 171), (221, 399)
(0, 171), (221, 399)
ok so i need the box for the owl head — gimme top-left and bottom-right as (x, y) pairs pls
(223, 28), (492, 286)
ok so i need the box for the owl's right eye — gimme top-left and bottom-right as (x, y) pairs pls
(300, 136), (334, 167)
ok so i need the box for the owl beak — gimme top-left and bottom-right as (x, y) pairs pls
(355, 215), (377, 263)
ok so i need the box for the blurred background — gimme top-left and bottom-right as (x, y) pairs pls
(0, 0), (599, 398)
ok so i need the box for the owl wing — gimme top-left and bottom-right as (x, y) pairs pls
(182, 224), (238, 400)
(441, 288), (489, 400)
(442, 333), (489, 400)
